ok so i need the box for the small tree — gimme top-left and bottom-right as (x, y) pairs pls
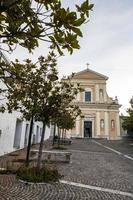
(122, 97), (133, 135)
(51, 78), (82, 146)
(36, 77), (82, 168)
(56, 110), (80, 147)
(3, 52), (58, 166)
(3, 52), (82, 169)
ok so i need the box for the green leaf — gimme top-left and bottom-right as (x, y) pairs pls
(71, 41), (80, 49)
(73, 18), (85, 26)
(71, 27), (83, 37)
(56, 45), (64, 56)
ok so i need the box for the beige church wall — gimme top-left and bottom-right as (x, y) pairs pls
(67, 125), (79, 138)
(71, 126), (76, 135)
(69, 117), (83, 138)
(98, 83), (108, 103)
(94, 84), (98, 102)
(116, 112), (121, 139)
(108, 112), (117, 140)
(80, 91), (84, 102)
(92, 86), (95, 102)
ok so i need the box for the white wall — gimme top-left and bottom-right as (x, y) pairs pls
(45, 125), (51, 140)
(0, 110), (51, 156)
(0, 111), (20, 155)
(0, 80), (51, 156)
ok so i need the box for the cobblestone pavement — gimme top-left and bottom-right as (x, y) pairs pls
(0, 175), (132, 200)
(57, 139), (133, 193)
(94, 138), (133, 157)
(0, 139), (133, 199)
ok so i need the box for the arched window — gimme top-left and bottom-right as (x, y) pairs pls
(100, 119), (104, 129)
(111, 120), (115, 129)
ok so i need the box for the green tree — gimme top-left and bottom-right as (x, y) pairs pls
(51, 79), (82, 146)
(55, 111), (79, 147)
(3, 52), (82, 168)
(122, 97), (133, 134)
(3, 52), (58, 166)
(36, 76), (82, 169)
(0, 0), (93, 54)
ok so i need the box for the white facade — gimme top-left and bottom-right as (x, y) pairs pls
(0, 110), (51, 156)
(0, 53), (50, 156)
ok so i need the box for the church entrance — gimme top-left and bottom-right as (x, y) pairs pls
(84, 121), (92, 138)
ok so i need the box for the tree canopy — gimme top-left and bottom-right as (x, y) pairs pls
(0, 0), (94, 54)
(2, 52), (82, 124)
(56, 111), (77, 131)
(2, 52), (57, 120)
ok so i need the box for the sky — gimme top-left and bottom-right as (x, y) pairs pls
(8, 0), (133, 115)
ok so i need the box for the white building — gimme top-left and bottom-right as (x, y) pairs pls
(0, 52), (50, 156)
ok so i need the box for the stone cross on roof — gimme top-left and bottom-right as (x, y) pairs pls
(86, 63), (90, 69)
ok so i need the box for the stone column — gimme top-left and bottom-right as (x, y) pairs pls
(92, 118), (94, 138)
(96, 111), (100, 136)
(80, 92), (84, 102)
(76, 117), (80, 136)
(104, 111), (109, 138)
(77, 92), (80, 101)
(95, 84), (99, 102)
(103, 84), (107, 102)
(116, 112), (120, 137)
(81, 119), (83, 138)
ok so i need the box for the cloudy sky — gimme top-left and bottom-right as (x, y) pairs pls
(8, 0), (133, 114)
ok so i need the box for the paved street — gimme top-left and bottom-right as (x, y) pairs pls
(0, 138), (133, 199)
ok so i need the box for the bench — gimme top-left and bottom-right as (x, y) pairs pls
(30, 149), (72, 163)
(60, 139), (72, 145)
(54, 139), (72, 145)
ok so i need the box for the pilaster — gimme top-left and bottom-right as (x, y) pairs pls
(96, 111), (100, 136)
(104, 111), (109, 138)
(95, 84), (99, 102)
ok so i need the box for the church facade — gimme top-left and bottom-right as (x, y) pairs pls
(67, 68), (121, 140)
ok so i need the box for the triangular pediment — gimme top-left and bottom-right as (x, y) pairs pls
(72, 69), (108, 80)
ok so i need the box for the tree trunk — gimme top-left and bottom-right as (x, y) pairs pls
(37, 121), (46, 169)
(57, 127), (61, 148)
(52, 123), (56, 146)
(62, 129), (64, 140)
(25, 115), (34, 166)
(64, 129), (66, 139)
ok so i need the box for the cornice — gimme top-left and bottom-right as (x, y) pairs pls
(75, 102), (121, 110)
